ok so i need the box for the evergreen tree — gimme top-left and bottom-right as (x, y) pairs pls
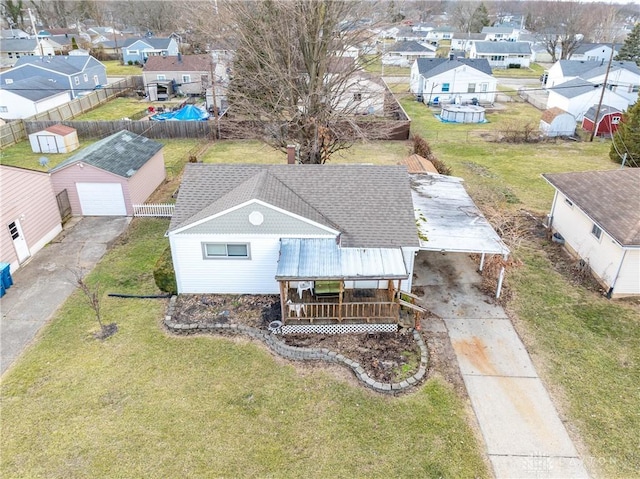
(71, 36), (78, 50)
(609, 101), (640, 167)
(615, 22), (640, 66)
(471, 3), (491, 33)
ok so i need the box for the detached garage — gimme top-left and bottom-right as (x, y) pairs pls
(50, 130), (165, 216)
(28, 124), (80, 154)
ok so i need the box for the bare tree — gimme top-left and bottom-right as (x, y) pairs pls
(529, 1), (594, 62)
(69, 269), (117, 340)
(225, 0), (396, 164)
(589, 4), (625, 44)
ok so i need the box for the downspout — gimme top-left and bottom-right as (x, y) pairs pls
(547, 190), (559, 229)
(607, 248), (628, 299)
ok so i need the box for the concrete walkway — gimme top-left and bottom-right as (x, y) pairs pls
(414, 252), (589, 479)
(0, 217), (130, 376)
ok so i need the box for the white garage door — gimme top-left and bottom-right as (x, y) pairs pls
(76, 182), (127, 216)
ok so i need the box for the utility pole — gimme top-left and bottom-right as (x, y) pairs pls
(209, 57), (220, 140)
(589, 43), (615, 142)
(26, 8), (44, 57)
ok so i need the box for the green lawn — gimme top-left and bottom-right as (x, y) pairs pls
(0, 219), (489, 478)
(102, 59), (144, 76)
(492, 63), (544, 78)
(0, 139), (200, 176)
(72, 97), (148, 121)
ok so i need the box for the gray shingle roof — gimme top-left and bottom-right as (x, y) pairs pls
(122, 37), (173, 49)
(556, 60), (602, 77)
(415, 57), (493, 77)
(50, 130), (162, 178)
(169, 164), (419, 248)
(388, 41), (432, 53)
(543, 169), (640, 246)
(1, 77), (67, 101)
(481, 26), (516, 34)
(473, 41), (531, 54)
(548, 78), (599, 99)
(0, 38), (38, 52)
(13, 55), (97, 75)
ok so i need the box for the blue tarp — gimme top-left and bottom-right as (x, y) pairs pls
(150, 104), (210, 121)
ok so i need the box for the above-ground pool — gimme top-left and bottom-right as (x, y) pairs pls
(439, 104), (487, 123)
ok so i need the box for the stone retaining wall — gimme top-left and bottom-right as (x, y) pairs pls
(164, 296), (427, 394)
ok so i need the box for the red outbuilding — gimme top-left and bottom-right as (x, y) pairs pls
(582, 105), (623, 137)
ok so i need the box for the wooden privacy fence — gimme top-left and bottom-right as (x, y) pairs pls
(22, 117), (411, 141)
(0, 76), (141, 147)
(132, 203), (175, 217)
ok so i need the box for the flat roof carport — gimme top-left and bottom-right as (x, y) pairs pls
(410, 173), (510, 297)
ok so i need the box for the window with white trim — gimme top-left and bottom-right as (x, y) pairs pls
(5, 78), (13, 84)
(591, 224), (602, 240)
(0, 106), (7, 112)
(467, 83), (476, 93)
(83, 73), (88, 82)
(74, 76), (80, 85)
(181, 74), (191, 83)
(441, 83), (450, 92)
(203, 243), (250, 259)
(93, 75), (99, 85)
(157, 74), (166, 80)
(128, 49), (139, 55)
(611, 116), (620, 125)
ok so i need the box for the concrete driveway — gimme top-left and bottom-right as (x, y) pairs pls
(0, 217), (130, 376)
(414, 251), (589, 478)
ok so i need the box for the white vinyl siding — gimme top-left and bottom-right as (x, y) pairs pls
(171, 234), (283, 294)
(551, 191), (629, 291)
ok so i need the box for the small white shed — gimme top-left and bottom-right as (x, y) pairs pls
(539, 108), (576, 137)
(29, 125), (80, 154)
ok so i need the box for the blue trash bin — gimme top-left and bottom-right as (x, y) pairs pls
(0, 262), (13, 297)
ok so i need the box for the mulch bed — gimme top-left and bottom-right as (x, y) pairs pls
(172, 294), (423, 383)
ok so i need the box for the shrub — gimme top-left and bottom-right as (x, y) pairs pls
(411, 133), (452, 175)
(154, 246), (177, 294)
(127, 60), (133, 65)
(412, 134), (432, 158)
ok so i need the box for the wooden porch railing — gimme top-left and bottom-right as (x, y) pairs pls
(284, 301), (399, 324)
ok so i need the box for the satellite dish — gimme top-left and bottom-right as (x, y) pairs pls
(39, 156), (49, 167)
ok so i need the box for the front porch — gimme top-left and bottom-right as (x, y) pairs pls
(281, 284), (402, 325)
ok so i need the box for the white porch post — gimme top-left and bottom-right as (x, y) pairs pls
(479, 252), (485, 272)
(495, 254), (508, 299)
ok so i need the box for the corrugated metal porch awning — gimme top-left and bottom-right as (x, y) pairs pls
(276, 238), (409, 281)
(411, 173), (510, 256)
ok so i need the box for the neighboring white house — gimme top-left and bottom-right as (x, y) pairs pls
(545, 60), (640, 106)
(450, 33), (487, 54)
(546, 78), (631, 120)
(167, 163), (419, 296)
(382, 40), (436, 67)
(470, 41), (532, 69)
(569, 43), (619, 63)
(0, 38), (57, 67)
(425, 26), (455, 44)
(543, 169), (640, 298)
(0, 77), (70, 120)
(334, 73), (386, 115)
(481, 26), (520, 42)
(410, 57), (496, 105)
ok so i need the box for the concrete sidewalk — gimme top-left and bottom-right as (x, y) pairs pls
(0, 217), (130, 376)
(415, 252), (589, 479)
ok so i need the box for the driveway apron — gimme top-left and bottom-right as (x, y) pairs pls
(0, 217), (130, 376)
(414, 251), (589, 478)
